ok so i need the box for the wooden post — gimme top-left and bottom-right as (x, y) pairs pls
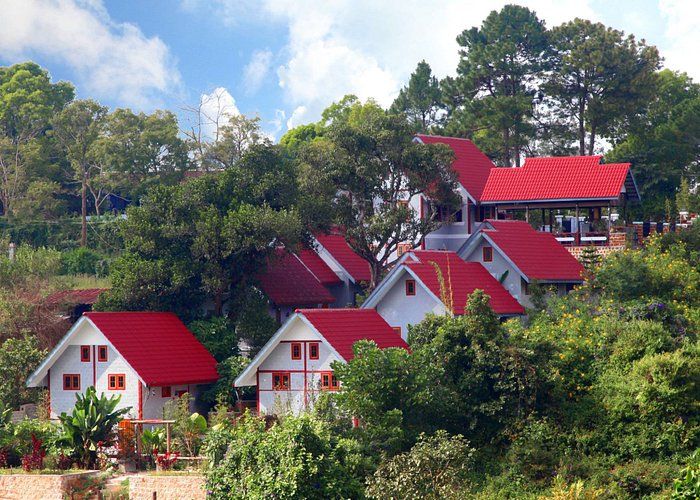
(166, 423), (171, 454)
(525, 205), (529, 223)
(575, 204), (580, 245)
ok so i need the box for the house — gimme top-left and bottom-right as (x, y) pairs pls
(44, 288), (106, 322)
(362, 250), (524, 339)
(458, 220), (585, 308)
(26, 312), (218, 420)
(257, 249), (336, 324)
(234, 308), (408, 415)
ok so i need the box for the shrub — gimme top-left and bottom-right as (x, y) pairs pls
(163, 393), (207, 456)
(612, 460), (678, 498)
(60, 247), (107, 276)
(672, 452), (700, 499)
(507, 417), (564, 483)
(365, 430), (474, 500)
(21, 435), (46, 472)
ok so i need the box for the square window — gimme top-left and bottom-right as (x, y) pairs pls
(272, 372), (290, 390)
(80, 345), (91, 362)
(291, 342), (302, 360)
(392, 326), (402, 336)
(63, 374), (80, 390)
(320, 371), (339, 391)
(108, 373), (126, 390)
(397, 243), (411, 256)
(405, 279), (416, 296)
(309, 342), (319, 360)
(97, 345), (108, 362)
(482, 246), (493, 262)
(161, 386), (172, 398)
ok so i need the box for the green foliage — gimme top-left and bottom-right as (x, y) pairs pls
(202, 413), (364, 499)
(203, 355), (250, 407)
(390, 60), (443, 132)
(58, 386), (130, 468)
(0, 336), (46, 409)
(188, 316), (238, 362)
(59, 247), (107, 276)
(672, 451), (700, 499)
(365, 430), (474, 500)
(141, 428), (166, 454)
(507, 417), (564, 482)
(163, 393), (207, 456)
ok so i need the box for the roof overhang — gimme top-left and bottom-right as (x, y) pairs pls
(480, 196), (622, 206)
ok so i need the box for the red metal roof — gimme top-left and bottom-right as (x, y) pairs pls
(406, 250), (524, 316)
(480, 220), (585, 282)
(480, 156), (632, 203)
(298, 308), (408, 361)
(44, 288), (106, 306)
(315, 234), (371, 283)
(258, 249), (335, 306)
(297, 247), (342, 286)
(84, 312), (219, 386)
(416, 134), (496, 201)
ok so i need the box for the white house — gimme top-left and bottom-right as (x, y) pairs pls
(362, 250), (524, 340)
(458, 220), (585, 308)
(27, 312), (219, 420)
(234, 308), (408, 415)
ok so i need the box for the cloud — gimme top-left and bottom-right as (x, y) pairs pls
(0, 0), (181, 109)
(188, 87), (240, 141)
(286, 106), (307, 130)
(658, 0), (700, 79)
(243, 49), (273, 94)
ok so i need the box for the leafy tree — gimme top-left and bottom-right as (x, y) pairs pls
(205, 115), (267, 169)
(279, 123), (322, 156)
(545, 18), (660, 156)
(0, 336), (46, 409)
(299, 98), (458, 288)
(188, 316), (239, 362)
(51, 99), (108, 246)
(0, 62), (74, 216)
(442, 5), (549, 166)
(390, 60), (443, 132)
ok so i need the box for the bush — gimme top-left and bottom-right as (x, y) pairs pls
(507, 418), (564, 483)
(60, 247), (108, 276)
(202, 413), (364, 499)
(672, 451), (700, 499)
(0, 336), (46, 410)
(612, 460), (678, 498)
(365, 430), (474, 500)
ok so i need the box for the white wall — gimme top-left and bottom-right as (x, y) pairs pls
(374, 271), (445, 340)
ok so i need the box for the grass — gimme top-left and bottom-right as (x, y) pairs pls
(62, 273), (110, 289)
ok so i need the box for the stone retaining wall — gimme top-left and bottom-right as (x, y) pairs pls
(0, 471), (99, 500)
(129, 473), (206, 500)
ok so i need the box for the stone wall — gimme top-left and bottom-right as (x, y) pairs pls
(129, 473), (206, 500)
(0, 471), (99, 500)
(567, 244), (625, 260)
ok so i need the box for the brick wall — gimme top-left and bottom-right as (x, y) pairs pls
(0, 471), (99, 500)
(567, 244), (625, 260)
(129, 473), (206, 500)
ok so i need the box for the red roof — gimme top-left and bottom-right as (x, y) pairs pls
(315, 234), (371, 283)
(258, 249), (335, 306)
(84, 312), (218, 386)
(298, 308), (408, 361)
(416, 134), (496, 201)
(480, 156), (632, 203)
(405, 250), (524, 316)
(480, 220), (585, 282)
(297, 248), (342, 286)
(44, 288), (106, 306)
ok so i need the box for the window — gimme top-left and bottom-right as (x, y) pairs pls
(161, 386), (172, 398)
(291, 342), (302, 360)
(63, 374), (80, 391)
(482, 246), (493, 263)
(405, 279), (416, 296)
(80, 345), (90, 362)
(272, 372), (290, 391)
(436, 204), (463, 223)
(522, 279), (530, 296)
(320, 372), (339, 391)
(97, 345), (108, 362)
(176, 390), (188, 398)
(309, 342), (319, 360)
(392, 326), (402, 336)
(397, 243), (412, 256)
(108, 374), (126, 390)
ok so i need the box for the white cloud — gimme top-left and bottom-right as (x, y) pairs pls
(243, 49), (273, 94)
(286, 106), (307, 130)
(0, 0), (181, 109)
(192, 87), (240, 141)
(658, 0), (700, 79)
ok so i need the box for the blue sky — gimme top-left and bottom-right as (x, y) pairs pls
(1, 1), (698, 140)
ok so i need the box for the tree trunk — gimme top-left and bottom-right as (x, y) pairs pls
(214, 289), (224, 316)
(503, 128), (511, 166)
(80, 170), (87, 247)
(578, 100), (586, 155)
(587, 125), (596, 156)
(369, 261), (382, 291)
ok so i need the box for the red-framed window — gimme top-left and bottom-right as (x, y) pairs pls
(309, 342), (319, 360)
(108, 374), (126, 390)
(291, 342), (302, 360)
(397, 243), (411, 256)
(272, 372), (290, 391)
(405, 279), (416, 296)
(80, 345), (91, 362)
(392, 326), (402, 336)
(97, 345), (108, 362)
(176, 390), (188, 398)
(320, 371), (339, 391)
(522, 278), (530, 296)
(482, 246), (493, 262)
(63, 374), (80, 391)
(161, 386), (172, 398)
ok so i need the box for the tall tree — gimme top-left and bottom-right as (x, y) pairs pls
(442, 5), (549, 166)
(298, 98), (458, 289)
(0, 62), (74, 216)
(545, 18), (660, 155)
(52, 99), (108, 246)
(390, 61), (443, 132)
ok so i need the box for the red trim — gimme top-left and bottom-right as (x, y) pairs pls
(161, 386), (171, 397)
(303, 342), (308, 409)
(138, 383), (143, 419)
(405, 279), (416, 296)
(92, 346), (96, 386)
(291, 342), (302, 360)
(309, 342), (319, 360)
(482, 246), (493, 262)
(271, 372), (290, 391)
(108, 373), (126, 390)
(80, 345), (91, 362)
(467, 199), (471, 234)
(63, 374), (80, 390)
(97, 345), (108, 362)
(320, 371), (339, 391)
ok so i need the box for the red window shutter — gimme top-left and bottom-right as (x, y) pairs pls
(80, 345), (91, 362)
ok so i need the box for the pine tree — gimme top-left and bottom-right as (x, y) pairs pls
(390, 61), (443, 132)
(580, 245), (601, 271)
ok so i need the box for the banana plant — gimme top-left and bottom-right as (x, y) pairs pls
(58, 386), (130, 469)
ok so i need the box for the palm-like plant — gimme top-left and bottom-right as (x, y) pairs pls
(58, 386), (130, 469)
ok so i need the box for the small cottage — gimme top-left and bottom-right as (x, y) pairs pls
(234, 308), (408, 415)
(26, 312), (219, 420)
